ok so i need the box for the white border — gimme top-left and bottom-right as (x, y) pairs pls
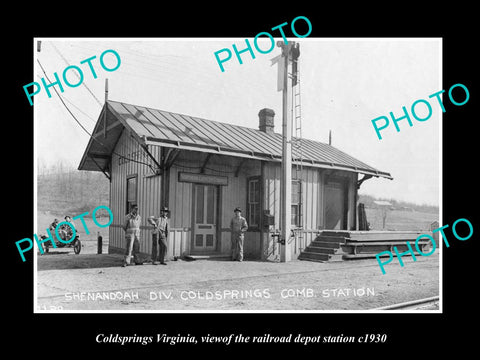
(33, 37), (443, 314)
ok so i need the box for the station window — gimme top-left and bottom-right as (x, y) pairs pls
(247, 177), (261, 228)
(291, 180), (302, 227)
(126, 175), (137, 213)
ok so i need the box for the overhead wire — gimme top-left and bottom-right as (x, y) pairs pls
(37, 46), (219, 173)
(69, 40), (276, 92)
(36, 74), (96, 124)
(66, 41), (275, 111)
(36, 41), (273, 173)
(36, 58), (156, 170)
(57, 45), (223, 98)
(51, 45), (195, 91)
(61, 96), (97, 123)
(69, 43), (186, 68)
(49, 42), (103, 107)
(68, 42), (262, 98)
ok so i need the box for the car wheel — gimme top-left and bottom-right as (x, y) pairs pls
(73, 240), (81, 254)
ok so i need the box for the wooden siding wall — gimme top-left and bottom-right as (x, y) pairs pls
(262, 163), (358, 259)
(168, 153), (262, 258)
(108, 132), (358, 262)
(348, 172), (358, 230)
(166, 164), (191, 257)
(109, 130), (163, 256)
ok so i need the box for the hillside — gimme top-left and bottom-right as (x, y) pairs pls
(358, 193), (439, 231)
(37, 169), (110, 215)
(358, 193), (438, 214)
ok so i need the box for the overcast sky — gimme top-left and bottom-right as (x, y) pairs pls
(34, 38), (441, 206)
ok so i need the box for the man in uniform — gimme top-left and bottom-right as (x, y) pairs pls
(122, 204), (143, 267)
(230, 207), (248, 261)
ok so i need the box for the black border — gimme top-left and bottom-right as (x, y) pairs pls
(8, 5), (477, 355)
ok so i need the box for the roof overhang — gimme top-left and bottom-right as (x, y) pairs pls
(78, 100), (393, 181)
(144, 137), (393, 180)
(78, 103), (126, 173)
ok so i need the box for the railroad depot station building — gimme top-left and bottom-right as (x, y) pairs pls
(78, 100), (392, 261)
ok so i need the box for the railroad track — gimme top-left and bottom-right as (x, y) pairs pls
(375, 296), (440, 310)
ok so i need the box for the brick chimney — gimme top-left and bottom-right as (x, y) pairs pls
(258, 108), (275, 134)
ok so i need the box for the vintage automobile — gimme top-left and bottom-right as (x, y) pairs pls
(41, 219), (81, 254)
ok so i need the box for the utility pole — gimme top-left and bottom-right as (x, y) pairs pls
(104, 78), (108, 138)
(278, 41), (295, 263)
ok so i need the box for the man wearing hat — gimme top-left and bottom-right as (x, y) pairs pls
(148, 215), (160, 265)
(49, 218), (59, 235)
(230, 207), (248, 261)
(148, 207), (169, 265)
(122, 204), (143, 267)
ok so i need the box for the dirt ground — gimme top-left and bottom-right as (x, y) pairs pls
(36, 247), (440, 312)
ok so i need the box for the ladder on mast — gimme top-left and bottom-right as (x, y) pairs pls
(293, 76), (303, 180)
(290, 50), (305, 250)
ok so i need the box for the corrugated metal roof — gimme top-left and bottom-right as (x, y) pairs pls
(79, 100), (392, 179)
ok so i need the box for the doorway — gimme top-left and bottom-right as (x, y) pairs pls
(324, 178), (348, 230)
(192, 184), (218, 253)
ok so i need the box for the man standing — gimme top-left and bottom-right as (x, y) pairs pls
(148, 207), (169, 265)
(148, 215), (160, 265)
(157, 207), (169, 265)
(230, 207), (248, 261)
(122, 204), (143, 267)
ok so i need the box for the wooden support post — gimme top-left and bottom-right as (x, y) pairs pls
(141, 143), (162, 173)
(89, 155), (111, 181)
(164, 149), (181, 170)
(234, 158), (247, 177)
(200, 153), (213, 174)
